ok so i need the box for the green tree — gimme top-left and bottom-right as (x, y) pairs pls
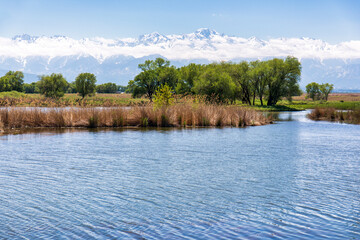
(193, 66), (236, 103)
(153, 84), (174, 108)
(118, 85), (128, 93)
(249, 61), (269, 106)
(229, 62), (253, 105)
(24, 82), (40, 93)
(158, 66), (179, 90)
(319, 83), (334, 101)
(125, 80), (136, 94)
(67, 81), (77, 93)
(266, 57), (301, 106)
(132, 70), (157, 100)
(75, 73), (97, 98)
(127, 56), (302, 106)
(96, 82), (118, 93)
(0, 71), (24, 92)
(0, 76), (11, 92)
(38, 73), (68, 98)
(306, 82), (321, 101)
(131, 58), (178, 101)
(175, 63), (202, 94)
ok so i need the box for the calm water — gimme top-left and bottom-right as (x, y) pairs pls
(0, 111), (359, 239)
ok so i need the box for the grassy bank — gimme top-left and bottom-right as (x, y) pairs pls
(237, 93), (360, 111)
(0, 103), (272, 133)
(307, 108), (360, 124)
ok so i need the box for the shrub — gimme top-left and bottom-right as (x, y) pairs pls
(0, 91), (26, 98)
(153, 84), (174, 108)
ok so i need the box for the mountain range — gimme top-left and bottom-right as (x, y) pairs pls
(0, 28), (359, 89)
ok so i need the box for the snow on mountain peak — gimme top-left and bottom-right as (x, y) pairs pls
(247, 36), (266, 46)
(1, 30), (360, 62)
(138, 32), (168, 44)
(1, 30), (360, 88)
(12, 34), (39, 42)
(50, 35), (68, 40)
(194, 28), (219, 39)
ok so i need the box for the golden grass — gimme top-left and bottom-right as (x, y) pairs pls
(0, 103), (272, 133)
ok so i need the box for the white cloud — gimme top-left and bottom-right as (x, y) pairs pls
(1, 31), (360, 62)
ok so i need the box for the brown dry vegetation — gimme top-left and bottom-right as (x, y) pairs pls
(0, 93), (148, 107)
(0, 103), (272, 133)
(293, 93), (360, 102)
(307, 108), (360, 124)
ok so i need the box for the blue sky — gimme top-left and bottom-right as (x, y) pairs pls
(0, 0), (359, 43)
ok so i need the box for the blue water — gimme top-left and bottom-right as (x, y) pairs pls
(0, 111), (359, 239)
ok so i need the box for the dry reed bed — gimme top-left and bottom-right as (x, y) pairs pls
(292, 93), (360, 102)
(0, 104), (271, 132)
(307, 108), (360, 124)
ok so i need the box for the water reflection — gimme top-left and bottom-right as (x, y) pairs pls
(263, 110), (312, 122)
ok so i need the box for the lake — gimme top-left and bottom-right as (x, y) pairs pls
(0, 111), (359, 239)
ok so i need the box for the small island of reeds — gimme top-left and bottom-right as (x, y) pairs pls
(0, 103), (272, 134)
(307, 107), (360, 124)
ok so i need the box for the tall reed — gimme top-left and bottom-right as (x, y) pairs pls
(0, 103), (271, 132)
(307, 107), (360, 124)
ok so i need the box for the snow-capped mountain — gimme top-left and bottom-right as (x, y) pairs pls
(0, 28), (360, 89)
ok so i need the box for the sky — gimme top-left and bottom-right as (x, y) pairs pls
(0, 0), (359, 43)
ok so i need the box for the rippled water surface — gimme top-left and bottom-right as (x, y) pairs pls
(0, 111), (359, 239)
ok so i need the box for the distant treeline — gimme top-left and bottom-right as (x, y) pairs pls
(127, 57), (302, 106)
(0, 71), (127, 95)
(1, 56), (303, 106)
